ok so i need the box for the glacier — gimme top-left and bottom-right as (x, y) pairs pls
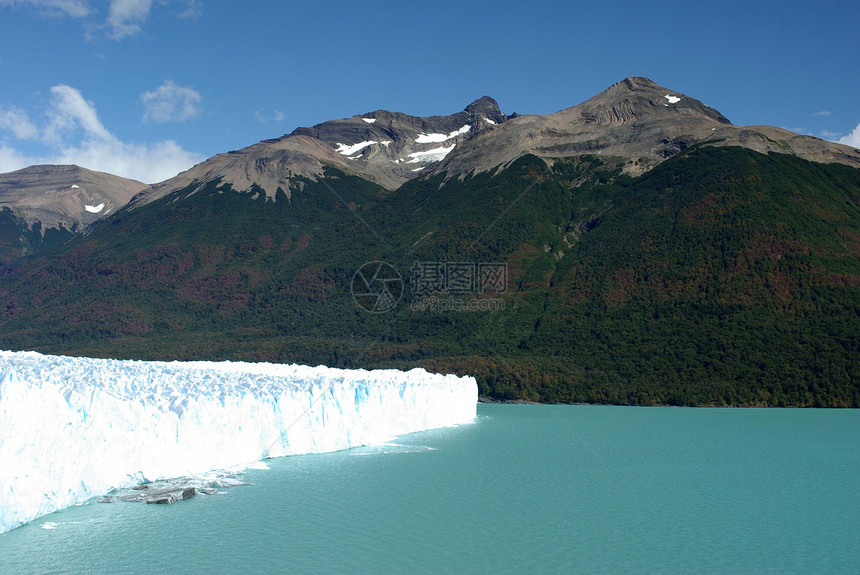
(0, 350), (477, 534)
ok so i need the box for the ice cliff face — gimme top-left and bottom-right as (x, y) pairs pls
(0, 351), (477, 534)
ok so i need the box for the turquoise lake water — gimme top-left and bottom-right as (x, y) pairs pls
(1, 404), (858, 574)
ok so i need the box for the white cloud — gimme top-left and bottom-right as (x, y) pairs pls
(0, 0), (90, 18)
(1, 0), (199, 40)
(52, 134), (202, 183)
(0, 143), (36, 173)
(813, 110), (832, 117)
(838, 123), (860, 149)
(105, 0), (154, 39)
(0, 105), (39, 140)
(0, 84), (204, 183)
(141, 80), (202, 123)
(45, 84), (112, 142)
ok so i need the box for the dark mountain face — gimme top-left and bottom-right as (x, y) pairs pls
(1, 78), (858, 407)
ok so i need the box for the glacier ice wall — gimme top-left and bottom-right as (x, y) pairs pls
(0, 350), (477, 534)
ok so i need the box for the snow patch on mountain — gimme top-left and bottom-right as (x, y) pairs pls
(335, 140), (391, 156)
(415, 125), (471, 144)
(84, 203), (105, 213)
(407, 145), (456, 163)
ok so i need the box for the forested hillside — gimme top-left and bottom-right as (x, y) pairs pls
(1, 146), (857, 406)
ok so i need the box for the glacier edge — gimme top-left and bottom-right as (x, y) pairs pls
(0, 350), (477, 534)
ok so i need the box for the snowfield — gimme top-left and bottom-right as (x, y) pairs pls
(0, 351), (477, 534)
(415, 124), (471, 144)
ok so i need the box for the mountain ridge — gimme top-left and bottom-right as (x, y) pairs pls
(125, 77), (860, 209)
(131, 95), (509, 208)
(436, 77), (860, 177)
(0, 165), (145, 264)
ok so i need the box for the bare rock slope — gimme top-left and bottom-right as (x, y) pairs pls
(438, 77), (860, 177)
(135, 96), (508, 205)
(0, 164), (146, 230)
(133, 77), (860, 206)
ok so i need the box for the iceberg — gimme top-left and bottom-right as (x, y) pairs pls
(0, 350), (477, 534)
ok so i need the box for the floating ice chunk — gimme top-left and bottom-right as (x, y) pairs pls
(665, 95), (681, 104)
(84, 203), (105, 213)
(415, 125), (470, 143)
(0, 350), (477, 534)
(406, 145), (456, 163)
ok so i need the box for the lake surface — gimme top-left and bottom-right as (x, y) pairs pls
(1, 404), (858, 574)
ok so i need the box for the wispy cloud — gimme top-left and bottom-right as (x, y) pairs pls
(0, 0), (90, 18)
(1, 0), (199, 40)
(105, 0), (153, 39)
(0, 84), (204, 183)
(45, 84), (112, 142)
(812, 110), (832, 117)
(142, 80), (202, 123)
(175, 0), (199, 19)
(255, 109), (287, 127)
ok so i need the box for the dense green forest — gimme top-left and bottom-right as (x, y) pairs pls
(1, 146), (858, 406)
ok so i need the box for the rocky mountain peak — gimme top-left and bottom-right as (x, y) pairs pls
(614, 76), (661, 91)
(0, 164), (146, 228)
(578, 76), (732, 126)
(465, 96), (507, 124)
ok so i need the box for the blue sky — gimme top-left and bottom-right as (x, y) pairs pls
(1, 0), (858, 183)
